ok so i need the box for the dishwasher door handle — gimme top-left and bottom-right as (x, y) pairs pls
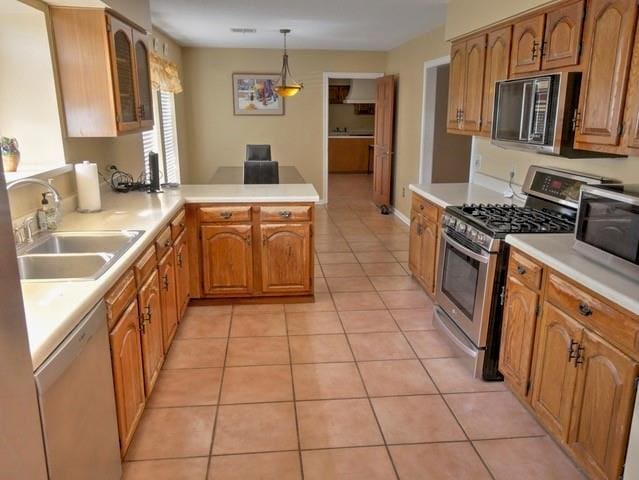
(34, 300), (106, 394)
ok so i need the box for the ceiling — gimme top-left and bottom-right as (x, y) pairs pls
(150, 0), (447, 51)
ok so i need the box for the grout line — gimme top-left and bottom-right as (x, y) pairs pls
(283, 310), (305, 479)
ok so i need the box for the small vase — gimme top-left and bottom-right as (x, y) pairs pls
(2, 152), (20, 172)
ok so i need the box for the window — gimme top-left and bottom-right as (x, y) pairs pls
(142, 90), (180, 183)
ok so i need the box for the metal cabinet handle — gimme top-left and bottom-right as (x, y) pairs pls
(139, 320), (146, 335)
(578, 302), (592, 317)
(575, 345), (585, 365)
(572, 110), (581, 131)
(164, 239), (171, 248)
(568, 339), (579, 361)
(279, 210), (292, 218)
(220, 211), (233, 219)
(516, 265), (527, 275)
(162, 274), (169, 291)
(531, 40), (540, 60)
(143, 305), (152, 323)
(177, 252), (183, 268)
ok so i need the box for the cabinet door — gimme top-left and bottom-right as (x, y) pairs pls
(107, 15), (138, 132)
(499, 275), (539, 398)
(158, 249), (178, 353)
(109, 299), (145, 457)
(201, 224), (253, 296)
(132, 29), (153, 128)
(575, 0), (637, 148)
(542, 0), (585, 70)
(568, 331), (639, 480)
(260, 223), (311, 294)
(482, 26), (512, 135)
(408, 211), (423, 279)
(138, 270), (164, 396)
(622, 22), (639, 151)
(174, 230), (191, 318)
(531, 303), (583, 440)
(462, 34), (486, 132)
(447, 41), (466, 131)
(420, 218), (438, 295)
(510, 14), (545, 75)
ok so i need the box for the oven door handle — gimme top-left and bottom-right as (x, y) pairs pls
(442, 232), (490, 264)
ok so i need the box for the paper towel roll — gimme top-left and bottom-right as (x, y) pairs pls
(75, 161), (101, 212)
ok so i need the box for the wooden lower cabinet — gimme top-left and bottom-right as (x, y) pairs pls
(260, 223), (311, 294)
(201, 224), (253, 296)
(408, 194), (441, 296)
(158, 248), (179, 353)
(174, 230), (191, 317)
(109, 299), (145, 457)
(568, 331), (639, 480)
(138, 270), (164, 395)
(499, 274), (539, 398)
(328, 138), (373, 173)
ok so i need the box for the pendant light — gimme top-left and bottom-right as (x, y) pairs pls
(274, 29), (303, 97)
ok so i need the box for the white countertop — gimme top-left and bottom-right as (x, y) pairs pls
(328, 136), (375, 139)
(409, 183), (523, 209)
(506, 234), (639, 316)
(23, 183), (319, 371)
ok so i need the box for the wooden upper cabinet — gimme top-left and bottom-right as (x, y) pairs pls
(447, 41), (467, 131)
(568, 330), (639, 480)
(531, 303), (583, 441)
(138, 270), (164, 396)
(462, 34), (486, 132)
(174, 230), (191, 317)
(482, 26), (512, 135)
(510, 14), (545, 75)
(158, 249), (179, 353)
(542, 0), (585, 70)
(201, 224), (253, 296)
(574, 0), (638, 149)
(499, 275), (539, 398)
(50, 8), (153, 137)
(622, 21), (639, 152)
(109, 299), (145, 457)
(260, 223), (311, 294)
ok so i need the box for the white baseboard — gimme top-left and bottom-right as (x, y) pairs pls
(393, 208), (410, 225)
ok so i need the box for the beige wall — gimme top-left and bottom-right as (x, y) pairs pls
(385, 26), (449, 217)
(180, 47), (387, 196)
(445, 0), (558, 39)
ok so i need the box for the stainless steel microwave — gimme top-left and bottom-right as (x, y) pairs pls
(491, 72), (584, 156)
(575, 184), (639, 278)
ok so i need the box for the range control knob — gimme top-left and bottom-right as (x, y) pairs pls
(469, 229), (478, 242)
(456, 223), (467, 233)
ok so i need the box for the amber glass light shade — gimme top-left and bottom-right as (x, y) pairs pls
(274, 30), (303, 98)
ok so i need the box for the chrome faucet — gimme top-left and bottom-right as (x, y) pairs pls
(7, 178), (62, 245)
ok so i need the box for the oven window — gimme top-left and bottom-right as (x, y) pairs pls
(441, 243), (480, 319)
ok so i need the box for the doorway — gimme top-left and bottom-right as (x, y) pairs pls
(322, 72), (383, 206)
(419, 57), (472, 184)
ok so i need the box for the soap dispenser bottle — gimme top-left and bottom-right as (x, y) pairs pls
(37, 192), (57, 231)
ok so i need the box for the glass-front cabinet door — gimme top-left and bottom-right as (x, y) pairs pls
(133, 30), (154, 128)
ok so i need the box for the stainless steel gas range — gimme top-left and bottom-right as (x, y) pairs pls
(433, 166), (611, 380)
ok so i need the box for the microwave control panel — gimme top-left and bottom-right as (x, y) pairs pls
(530, 172), (584, 204)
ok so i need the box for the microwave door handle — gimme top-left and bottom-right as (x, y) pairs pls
(519, 82), (533, 141)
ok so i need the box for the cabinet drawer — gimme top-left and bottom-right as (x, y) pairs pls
(508, 249), (543, 290)
(199, 206), (251, 223)
(411, 194), (439, 223)
(547, 273), (639, 357)
(105, 270), (137, 331)
(135, 245), (157, 285)
(155, 225), (172, 259)
(260, 205), (311, 222)
(170, 209), (186, 240)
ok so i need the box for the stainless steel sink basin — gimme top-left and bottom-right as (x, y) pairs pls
(25, 231), (143, 255)
(17, 230), (144, 281)
(17, 253), (113, 281)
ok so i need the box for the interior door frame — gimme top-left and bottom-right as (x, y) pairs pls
(418, 55), (450, 184)
(322, 71), (384, 204)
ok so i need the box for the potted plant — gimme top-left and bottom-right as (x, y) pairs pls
(1, 137), (20, 172)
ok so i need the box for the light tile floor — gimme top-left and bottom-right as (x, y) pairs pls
(122, 174), (585, 479)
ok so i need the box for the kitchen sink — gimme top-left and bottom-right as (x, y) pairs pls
(17, 230), (144, 281)
(25, 231), (143, 255)
(17, 253), (113, 281)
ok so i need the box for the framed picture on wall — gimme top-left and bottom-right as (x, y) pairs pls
(232, 73), (284, 115)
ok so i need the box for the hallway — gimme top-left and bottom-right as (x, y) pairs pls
(121, 178), (585, 480)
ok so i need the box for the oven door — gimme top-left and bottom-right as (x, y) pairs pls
(436, 230), (498, 348)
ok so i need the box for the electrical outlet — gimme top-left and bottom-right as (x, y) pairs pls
(472, 154), (482, 169)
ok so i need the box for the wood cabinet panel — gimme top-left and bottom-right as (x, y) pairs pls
(568, 331), (639, 480)
(134, 245), (157, 285)
(158, 249), (179, 353)
(328, 138), (372, 173)
(260, 205), (312, 222)
(411, 194), (439, 223)
(420, 219), (439, 295)
(174, 230), (191, 317)
(138, 270), (164, 396)
(373, 75), (395, 210)
(408, 211), (423, 279)
(499, 275), (539, 398)
(574, 0), (637, 148)
(448, 41), (467, 131)
(462, 34), (486, 132)
(508, 249), (543, 290)
(482, 26), (512, 135)
(260, 223), (312, 294)
(531, 303), (583, 440)
(542, 0), (585, 70)
(132, 29), (153, 128)
(199, 206), (252, 223)
(155, 225), (172, 260)
(510, 14), (546, 75)
(622, 21), (639, 151)
(170, 209), (186, 240)
(109, 299), (145, 457)
(408, 194), (441, 296)
(105, 270), (137, 331)
(201, 224), (253, 296)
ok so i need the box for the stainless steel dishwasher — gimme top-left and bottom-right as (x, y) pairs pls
(35, 300), (121, 479)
